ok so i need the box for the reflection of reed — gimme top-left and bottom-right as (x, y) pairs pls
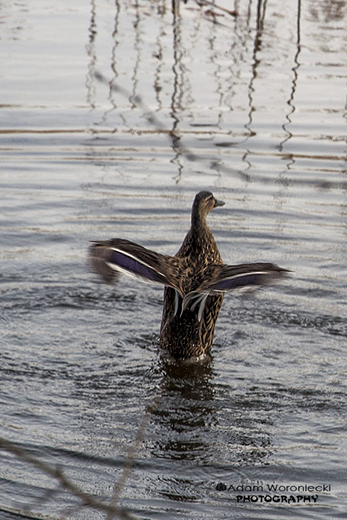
(109, 0), (121, 108)
(85, 0), (97, 109)
(96, 1), (122, 129)
(84, 1), (336, 189)
(131, 3), (142, 110)
(171, 8), (186, 182)
(239, 0), (267, 174)
(84, 1), (256, 182)
(279, 0), (302, 154)
(153, 12), (166, 112)
(172, 0), (180, 16)
(244, 0), (267, 140)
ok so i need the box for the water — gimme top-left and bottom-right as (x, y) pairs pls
(1, 0), (347, 518)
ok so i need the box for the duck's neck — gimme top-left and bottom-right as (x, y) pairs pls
(191, 208), (208, 231)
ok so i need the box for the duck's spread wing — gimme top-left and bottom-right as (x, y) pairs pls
(182, 263), (289, 320)
(89, 238), (179, 290)
(202, 263), (289, 293)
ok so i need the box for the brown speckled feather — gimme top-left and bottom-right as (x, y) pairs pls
(89, 191), (288, 361)
(160, 192), (225, 359)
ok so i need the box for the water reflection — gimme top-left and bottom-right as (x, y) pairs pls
(243, 0), (266, 141)
(150, 358), (273, 467)
(279, 0), (302, 155)
(80, 0), (347, 190)
(278, 0), (302, 195)
(310, 0), (347, 23)
(170, 11), (185, 182)
(83, 0), (304, 184)
(86, 0), (97, 109)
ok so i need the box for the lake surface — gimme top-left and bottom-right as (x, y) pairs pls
(1, 0), (347, 518)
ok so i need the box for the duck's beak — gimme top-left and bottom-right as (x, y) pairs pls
(214, 198), (225, 208)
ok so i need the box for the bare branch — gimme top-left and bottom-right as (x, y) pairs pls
(0, 436), (135, 520)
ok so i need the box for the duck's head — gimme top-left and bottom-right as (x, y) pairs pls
(192, 191), (225, 224)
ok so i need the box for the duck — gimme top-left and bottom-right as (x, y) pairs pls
(89, 191), (288, 360)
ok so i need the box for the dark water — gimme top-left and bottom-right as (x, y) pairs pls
(1, 0), (347, 518)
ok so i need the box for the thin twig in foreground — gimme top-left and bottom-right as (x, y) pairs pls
(0, 436), (135, 520)
(107, 391), (163, 520)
